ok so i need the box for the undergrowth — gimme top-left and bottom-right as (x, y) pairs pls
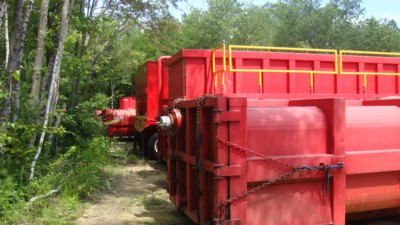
(0, 94), (130, 224)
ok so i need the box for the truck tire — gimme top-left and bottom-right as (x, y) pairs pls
(134, 132), (145, 156)
(147, 133), (159, 160)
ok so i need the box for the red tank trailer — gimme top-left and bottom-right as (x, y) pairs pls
(155, 45), (400, 224)
(102, 97), (136, 139)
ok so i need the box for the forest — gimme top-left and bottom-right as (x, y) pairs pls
(1, 0), (400, 223)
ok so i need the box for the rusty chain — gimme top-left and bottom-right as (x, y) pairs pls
(215, 137), (297, 218)
(195, 95), (214, 225)
(171, 96), (341, 222)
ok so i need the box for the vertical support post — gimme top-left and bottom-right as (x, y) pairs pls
(288, 60), (296, 93)
(397, 65), (400, 94)
(363, 73), (367, 94)
(310, 72), (314, 94)
(227, 97), (247, 225)
(290, 98), (346, 225)
(213, 97), (229, 222)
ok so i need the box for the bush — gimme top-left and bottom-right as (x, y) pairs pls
(0, 174), (25, 223)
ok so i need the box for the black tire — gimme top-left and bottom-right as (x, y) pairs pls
(147, 133), (159, 160)
(135, 132), (145, 157)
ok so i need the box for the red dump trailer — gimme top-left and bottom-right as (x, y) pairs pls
(156, 45), (400, 224)
(134, 57), (170, 159)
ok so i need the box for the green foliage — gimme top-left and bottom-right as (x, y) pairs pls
(60, 137), (111, 199)
(180, 0), (245, 48)
(62, 93), (108, 146)
(0, 172), (25, 223)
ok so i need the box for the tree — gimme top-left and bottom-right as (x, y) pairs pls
(30, 0), (74, 180)
(1, 0), (34, 123)
(30, 0), (49, 108)
(180, 0), (244, 49)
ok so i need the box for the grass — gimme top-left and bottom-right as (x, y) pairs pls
(137, 195), (171, 210)
(10, 141), (139, 225)
(18, 196), (82, 225)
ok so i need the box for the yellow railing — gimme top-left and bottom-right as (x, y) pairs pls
(211, 44), (226, 92)
(211, 44), (400, 94)
(340, 50), (400, 90)
(228, 45), (338, 93)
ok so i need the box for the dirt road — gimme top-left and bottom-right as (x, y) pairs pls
(75, 143), (400, 225)
(76, 144), (195, 225)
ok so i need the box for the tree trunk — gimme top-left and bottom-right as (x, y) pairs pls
(29, 54), (59, 181)
(30, 0), (74, 180)
(48, 103), (66, 156)
(4, 3), (8, 69)
(49, 0), (74, 115)
(1, 0), (23, 123)
(12, 0), (35, 122)
(0, 0), (6, 30)
(70, 0), (89, 109)
(30, 0), (49, 108)
(28, 56), (55, 148)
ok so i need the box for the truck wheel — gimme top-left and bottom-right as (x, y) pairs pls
(147, 133), (159, 160)
(134, 132), (144, 156)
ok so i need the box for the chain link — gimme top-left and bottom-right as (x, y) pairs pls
(172, 98), (184, 109)
(195, 95), (214, 225)
(215, 137), (296, 215)
(192, 96), (296, 220)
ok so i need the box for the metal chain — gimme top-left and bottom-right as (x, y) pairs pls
(195, 95), (214, 225)
(216, 137), (293, 170)
(172, 98), (184, 109)
(215, 137), (296, 215)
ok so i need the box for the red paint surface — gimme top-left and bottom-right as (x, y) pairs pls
(156, 49), (400, 224)
(166, 50), (400, 99)
(105, 108), (136, 138)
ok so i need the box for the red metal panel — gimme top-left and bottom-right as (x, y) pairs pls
(246, 182), (332, 225)
(346, 172), (400, 213)
(166, 49), (400, 99)
(119, 97), (136, 110)
(247, 106), (327, 156)
(345, 106), (400, 151)
(135, 60), (167, 131)
(105, 108), (136, 138)
(168, 59), (185, 98)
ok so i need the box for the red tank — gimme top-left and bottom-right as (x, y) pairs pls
(119, 97), (136, 110)
(104, 97), (136, 139)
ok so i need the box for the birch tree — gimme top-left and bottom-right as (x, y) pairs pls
(0, 0), (6, 28)
(30, 0), (50, 108)
(30, 0), (74, 180)
(1, 0), (34, 123)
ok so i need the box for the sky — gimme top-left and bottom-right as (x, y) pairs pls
(170, 0), (400, 24)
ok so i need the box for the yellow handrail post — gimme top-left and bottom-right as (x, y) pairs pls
(258, 71), (263, 94)
(212, 50), (217, 92)
(310, 72), (314, 94)
(363, 73), (367, 94)
(211, 44), (226, 94)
